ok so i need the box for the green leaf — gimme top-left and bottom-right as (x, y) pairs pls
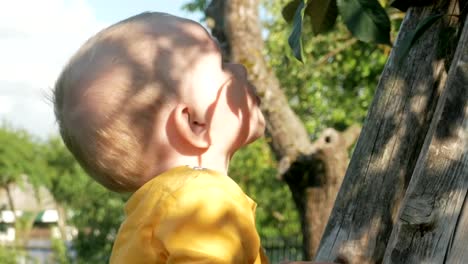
(282, 0), (301, 23)
(390, 0), (433, 12)
(181, 0), (208, 12)
(338, 0), (391, 45)
(395, 13), (444, 65)
(305, 0), (339, 34)
(288, 0), (307, 62)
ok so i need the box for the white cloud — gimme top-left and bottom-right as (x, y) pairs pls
(0, 0), (108, 138)
(0, 96), (14, 115)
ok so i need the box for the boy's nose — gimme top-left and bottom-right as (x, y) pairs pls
(226, 63), (248, 78)
(236, 63), (248, 77)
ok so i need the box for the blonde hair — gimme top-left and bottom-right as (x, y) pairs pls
(54, 13), (176, 192)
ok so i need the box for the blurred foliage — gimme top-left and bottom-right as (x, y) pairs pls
(0, 125), (46, 255)
(0, 125), (126, 262)
(182, 0), (209, 12)
(0, 246), (19, 264)
(43, 137), (127, 263)
(0, 124), (46, 196)
(14, 212), (37, 246)
(50, 237), (71, 264)
(263, 0), (389, 135)
(230, 139), (301, 238)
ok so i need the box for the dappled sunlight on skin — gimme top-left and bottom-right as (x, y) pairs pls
(69, 15), (218, 114)
(57, 12), (245, 189)
(165, 82), (224, 157)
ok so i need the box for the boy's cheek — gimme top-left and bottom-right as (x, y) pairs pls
(250, 108), (266, 141)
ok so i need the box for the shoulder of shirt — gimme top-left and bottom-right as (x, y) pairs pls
(164, 166), (248, 205)
(125, 166), (252, 214)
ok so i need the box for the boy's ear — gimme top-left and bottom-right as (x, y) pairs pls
(173, 104), (210, 149)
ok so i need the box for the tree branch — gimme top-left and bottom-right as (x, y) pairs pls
(314, 38), (358, 66)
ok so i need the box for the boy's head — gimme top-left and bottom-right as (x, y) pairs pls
(54, 12), (265, 192)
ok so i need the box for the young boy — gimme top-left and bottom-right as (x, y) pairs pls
(54, 12), (268, 263)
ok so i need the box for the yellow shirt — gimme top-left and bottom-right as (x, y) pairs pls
(110, 166), (269, 264)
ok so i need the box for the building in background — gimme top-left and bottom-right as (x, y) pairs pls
(0, 177), (75, 263)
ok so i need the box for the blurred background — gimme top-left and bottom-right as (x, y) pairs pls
(0, 0), (397, 263)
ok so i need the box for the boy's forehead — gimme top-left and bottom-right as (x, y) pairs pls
(172, 21), (218, 51)
(141, 16), (220, 60)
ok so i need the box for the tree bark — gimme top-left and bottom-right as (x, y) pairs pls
(206, 0), (360, 259)
(315, 1), (462, 263)
(287, 126), (361, 258)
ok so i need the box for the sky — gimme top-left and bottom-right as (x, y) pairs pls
(0, 0), (202, 139)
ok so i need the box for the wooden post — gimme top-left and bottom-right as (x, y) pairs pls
(382, 13), (468, 264)
(315, 2), (460, 263)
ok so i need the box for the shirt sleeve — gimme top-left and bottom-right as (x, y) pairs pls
(155, 185), (262, 264)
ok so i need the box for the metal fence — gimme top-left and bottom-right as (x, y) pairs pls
(262, 235), (303, 264)
(6, 236), (304, 263)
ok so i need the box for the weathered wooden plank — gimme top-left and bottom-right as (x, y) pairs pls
(446, 194), (468, 263)
(382, 14), (468, 263)
(314, 2), (460, 263)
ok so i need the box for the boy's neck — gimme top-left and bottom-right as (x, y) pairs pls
(158, 150), (231, 177)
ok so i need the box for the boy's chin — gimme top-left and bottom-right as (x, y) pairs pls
(245, 124), (265, 145)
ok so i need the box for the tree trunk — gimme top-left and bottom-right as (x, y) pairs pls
(315, 1), (462, 263)
(56, 202), (68, 243)
(285, 126), (361, 258)
(4, 184), (16, 220)
(206, 0), (360, 259)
